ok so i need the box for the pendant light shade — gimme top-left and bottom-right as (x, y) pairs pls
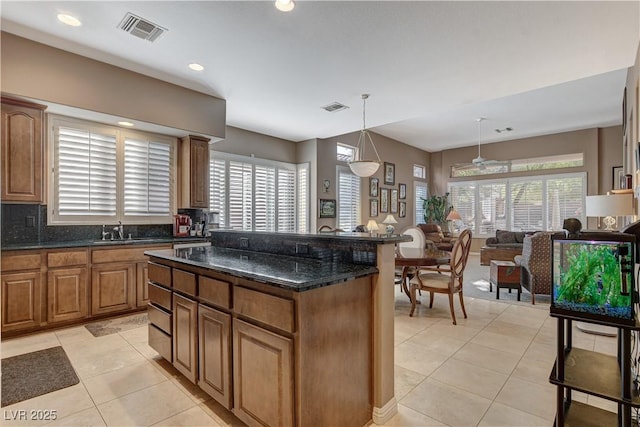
(275, 0), (295, 12)
(348, 94), (381, 177)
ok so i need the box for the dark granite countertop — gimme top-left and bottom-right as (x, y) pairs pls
(1, 237), (210, 251)
(145, 246), (378, 292)
(212, 229), (410, 244)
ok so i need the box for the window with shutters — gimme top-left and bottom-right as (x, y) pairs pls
(209, 151), (307, 232)
(448, 172), (585, 237)
(49, 116), (176, 224)
(414, 182), (428, 224)
(337, 166), (361, 231)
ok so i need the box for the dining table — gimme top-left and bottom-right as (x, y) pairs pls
(395, 246), (451, 299)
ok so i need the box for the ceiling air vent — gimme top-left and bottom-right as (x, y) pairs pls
(118, 13), (167, 42)
(321, 102), (349, 113)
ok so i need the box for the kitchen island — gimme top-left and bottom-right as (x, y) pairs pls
(145, 230), (408, 427)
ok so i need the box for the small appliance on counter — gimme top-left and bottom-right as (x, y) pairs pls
(173, 214), (191, 237)
(206, 211), (220, 236)
(177, 208), (207, 237)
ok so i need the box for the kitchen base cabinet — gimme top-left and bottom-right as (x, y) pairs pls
(198, 304), (232, 409)
(233, 318), (293, 427)
(136, 262), (150, 308)
(47, 267), (88, 323)
(173, 293), (198, 383)
(91, 263), (135, 315)
(1, 271), (41, 332)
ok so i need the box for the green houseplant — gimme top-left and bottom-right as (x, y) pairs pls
(421, 192), (450, 225)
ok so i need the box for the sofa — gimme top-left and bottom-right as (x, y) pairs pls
(417, 224), (455, 251)
(480, 230), (529, 265)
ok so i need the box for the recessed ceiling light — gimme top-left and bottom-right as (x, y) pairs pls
(188, 63), (204, 72)
(275, 0), (295, 12)
(57, 14), (82, 27)
(118, 121), (135, 127)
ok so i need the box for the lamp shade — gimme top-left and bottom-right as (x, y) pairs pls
(349, 160), (380, 177)
(382, 215), (398, 224)
(585, 194), (633, 217)
(366, 220), (379, 232)
(446, 209), (461, 221)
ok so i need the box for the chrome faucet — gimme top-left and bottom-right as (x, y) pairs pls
(101, 225), (111, 241)
(113, 221), (124, 240)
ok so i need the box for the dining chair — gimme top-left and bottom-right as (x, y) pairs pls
(395, 227), (427, 294)
(409, 229), (472, 324)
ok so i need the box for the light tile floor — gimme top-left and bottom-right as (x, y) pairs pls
(0, 273), (618, 426)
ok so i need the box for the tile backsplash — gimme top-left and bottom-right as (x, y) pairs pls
(1, 203), (172, 246)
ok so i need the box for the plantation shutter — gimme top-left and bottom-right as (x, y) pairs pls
(338, 168), (361, 231)
(449, 184), (476, 232)
(254, 165), (276, 231)
(546, 176), (585, 230)
(478, 182), (506, 235)
(277, 169), (296, 232)
(209, 157), (226, 228)
(511, 179), (543, 231)
(415, 183), (428, 224)
(124, 138), (172, 216)
(56, 126), (117, 216)
(297, 164), (309, 233)
(228, 161), (253, 230)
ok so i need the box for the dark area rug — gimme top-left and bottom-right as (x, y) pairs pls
(85, 313), (148, 337)
(1, 346), (79, 407)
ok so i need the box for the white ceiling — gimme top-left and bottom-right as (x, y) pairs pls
(1, 1), (638, 152)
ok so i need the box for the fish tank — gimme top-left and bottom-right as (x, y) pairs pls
(551, 232), (636, 326)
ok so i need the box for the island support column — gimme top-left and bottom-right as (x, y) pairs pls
(372, 242), (397, 424)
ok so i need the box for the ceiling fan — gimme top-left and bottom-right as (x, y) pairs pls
(455, 118), (508, 171)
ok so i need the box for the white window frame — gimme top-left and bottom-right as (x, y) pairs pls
(413, 164), (426, 179)
(209, 151), (306, 232)
(414, 181), (428, 225)
(448, 171), (586, 237)
(48, 115), (177, 225)
(336, 165), (361, 231)
(337, 142), (356, 163)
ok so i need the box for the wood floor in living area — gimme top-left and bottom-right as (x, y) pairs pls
(0, 254), (617, 426)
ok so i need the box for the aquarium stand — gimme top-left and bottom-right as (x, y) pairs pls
(550, 315), (640, 426)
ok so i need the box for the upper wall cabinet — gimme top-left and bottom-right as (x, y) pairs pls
(1, 97), (47, 203)
(180, 135), (210, 209)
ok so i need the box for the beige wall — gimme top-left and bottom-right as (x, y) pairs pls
(1, 32), (225, 139)
(317, 131), (430, 232)
(213, 126), (297, 163)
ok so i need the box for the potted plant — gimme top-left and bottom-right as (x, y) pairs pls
(421, 192), (451, 226)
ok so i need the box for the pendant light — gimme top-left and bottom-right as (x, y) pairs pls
(275, 0), (295, 12)
(348, 94), (381, 177)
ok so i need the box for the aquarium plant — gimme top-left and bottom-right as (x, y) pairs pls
(554, 243), (631, 319)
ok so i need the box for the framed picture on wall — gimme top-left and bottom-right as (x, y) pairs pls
(384, 162), (395, 185)
(370, 199), (378, 217)
(399, 201), (406, 218)
(369, 177), (379, 197)
(399, 183), (406, 199)
(380, 188), (389, 213)
(391, 189), (398, 213)
(319, 199), (336, 218)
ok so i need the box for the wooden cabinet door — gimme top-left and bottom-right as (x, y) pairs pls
(136, 262), (150, 308)
(91, 263), (135, 315)
(180, 135), (210, 208)
(47, 267), (88, 323)
(198, 304), (231, 409)
(233, 319), (294, 427)
(173, 293), (198, 383)
(1, 271), (41, 332)
(1, 99), (45, 202)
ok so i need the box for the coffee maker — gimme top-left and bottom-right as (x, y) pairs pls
(177, 208), (206, 237)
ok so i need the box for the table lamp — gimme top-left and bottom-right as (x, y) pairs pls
(585, 193), (634, 230)
(382, 214), (398, 234)
(446, 209), (462, 234)
(366, 219), (379, 235)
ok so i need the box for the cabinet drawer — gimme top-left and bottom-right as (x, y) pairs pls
(148, 283), (172, 311)
(149, 324), (172, 362)
(173, 269), (196, 297)
(148, 303), (171, 334)
(92, 245), (170, 263)
(148, 262), (171, 287)
(47, 250), (88, 268)
(234, 286), (295, 333)
(2, 253), (41, 271)
(199, 276), (230, 309)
